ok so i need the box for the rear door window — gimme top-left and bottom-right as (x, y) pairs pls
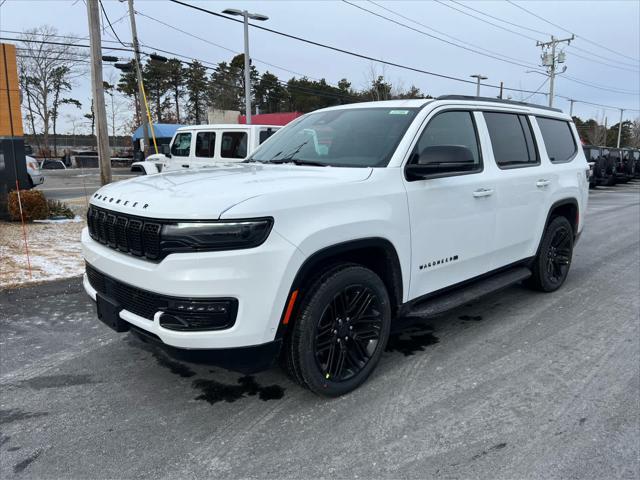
(195, 131), (215, 158)
(221, 132), (248, 159)
(259, 128), (277, 144)
(483, 112), (538, 167)
(536, 117), (577, 163)
(171, 132), (191, 157)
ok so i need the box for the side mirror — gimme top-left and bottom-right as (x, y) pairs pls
(406, 145), (476, 180)
(161, 145), (172, 157)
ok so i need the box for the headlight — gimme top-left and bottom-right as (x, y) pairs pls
(27, 162), (39, 171)
(160, 218), (273, 253)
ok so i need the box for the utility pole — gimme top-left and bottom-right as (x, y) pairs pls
(86, 0), (112, 185)
(603, 116), (608, 147)
(126, 0), (149, 157)
(498, 81), (503, 99)
(616, 108), (624, 148)
(568, 99), (575, 116)
(470, 74), (488, 97)
(537, 35), (574, 108)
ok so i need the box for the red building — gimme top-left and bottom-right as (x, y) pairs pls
(238, 112), (302, 126)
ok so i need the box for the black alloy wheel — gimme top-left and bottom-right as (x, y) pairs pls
(544, 225), (572, 286)
(313, 285), (383, 382)
(527, 215), (574, 292)
(283, 264), (391, 397)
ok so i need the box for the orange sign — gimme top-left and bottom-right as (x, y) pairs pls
(0, 43), (24, 137)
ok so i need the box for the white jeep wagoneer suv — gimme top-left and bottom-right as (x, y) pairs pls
(82, 96), (588, 396)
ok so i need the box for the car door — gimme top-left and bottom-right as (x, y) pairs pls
(193, 130), (216, 167)
(403, 109), (498, 299)
(480, 111), (550, 270)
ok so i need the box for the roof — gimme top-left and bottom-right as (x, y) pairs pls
(316, 96), (568, 118)
(131, 123), (184, 140)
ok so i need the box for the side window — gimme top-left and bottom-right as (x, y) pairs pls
(589, 149), (600, 161)
(411, 110), (481, 170)
(195, 131), (215, 158)
(536, 117), (577, 163)
(259, 128), (276, 144)
(171, 132), (191, 157)
(221, 132), (248, 159)
(483, 112), (538, 167)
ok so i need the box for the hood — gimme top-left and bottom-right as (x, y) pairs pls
(90, 163), (372, 219)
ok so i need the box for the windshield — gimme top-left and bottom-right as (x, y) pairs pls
(248, 107), (418, 167)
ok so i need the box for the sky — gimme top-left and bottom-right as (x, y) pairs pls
(1, 0), (639, 134)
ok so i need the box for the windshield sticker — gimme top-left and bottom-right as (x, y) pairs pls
(389, 110), (410, 115)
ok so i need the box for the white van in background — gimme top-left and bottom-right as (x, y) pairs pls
(131, 124), (281, 174)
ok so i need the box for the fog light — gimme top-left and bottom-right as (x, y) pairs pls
(160, 299), (237, 331)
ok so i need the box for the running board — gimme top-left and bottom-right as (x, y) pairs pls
(403, 266), (532, 320)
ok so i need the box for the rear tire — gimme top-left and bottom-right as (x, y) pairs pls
(283, 264), (391, 397)
(527, 216), (574, 292)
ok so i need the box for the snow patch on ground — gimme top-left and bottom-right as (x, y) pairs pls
(0, 219), (85, 288)
(33, 215), (84, 224)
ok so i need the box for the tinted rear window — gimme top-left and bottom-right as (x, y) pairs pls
(536, 117), (577, 163)
(483, 112), (538, 167)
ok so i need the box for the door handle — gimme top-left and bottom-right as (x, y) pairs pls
(536, 179), (551, 188)
(472, 188), (494, 198)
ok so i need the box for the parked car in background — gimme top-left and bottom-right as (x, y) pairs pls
(582, 145), (610, 187)
(632, 149), (640, 179)
(600, 148), (618, 185)
(25, 155), (44, 188)
(608, 148), (629, 183)
(83, 96), (588, 397)
(130, 124), (281, 174)
(40, 159), (67, 170)
(621, 148), (636, 179)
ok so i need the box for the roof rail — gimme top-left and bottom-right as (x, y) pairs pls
(436, 95), (563, 113)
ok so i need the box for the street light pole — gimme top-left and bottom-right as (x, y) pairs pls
(242, 12), (251, 125)
(470, 74), (488, 97)
(617, 108), (624, 148)
(222, 8), (269, 125)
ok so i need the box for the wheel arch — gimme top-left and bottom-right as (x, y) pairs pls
(277, 237), (404, 337)
(533, 198), (579, 259)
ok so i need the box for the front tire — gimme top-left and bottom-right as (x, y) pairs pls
(528, 216), (574, 292)
(284, 265), (391, 397)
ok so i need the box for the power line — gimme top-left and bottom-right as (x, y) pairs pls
(506, 0), (640, 65)
(522, 77), (549, 101)
(433, 0), (538, 42)
(99, 0), (127, 48)
(135, 10), (319, 81)
(561, 74), (639, 96)
(437, 1), (639, 71)
(449, 0), (547, 36)
(168, 0), (546, 95)
(343, 0), (536, 70)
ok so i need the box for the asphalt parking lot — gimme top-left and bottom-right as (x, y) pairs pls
(1, 182), (638, 479)
(35, 168), (137, 201)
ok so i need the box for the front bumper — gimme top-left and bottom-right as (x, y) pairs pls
(82, 227), (304, 350)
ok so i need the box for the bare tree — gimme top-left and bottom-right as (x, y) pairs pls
(17, 25), (87, 155)
(630, 118), (640, 148)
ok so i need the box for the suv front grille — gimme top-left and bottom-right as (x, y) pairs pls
(86, 264), (238, 330)
(87, 206), (162, 260)
(86, 263), (161, 320)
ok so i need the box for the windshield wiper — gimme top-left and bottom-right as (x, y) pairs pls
(260, 158), (328, 167)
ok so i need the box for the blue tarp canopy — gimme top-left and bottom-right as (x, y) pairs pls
(132, 123), (183, 141)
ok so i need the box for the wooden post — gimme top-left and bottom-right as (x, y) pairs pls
(86, 0), (112, 185)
